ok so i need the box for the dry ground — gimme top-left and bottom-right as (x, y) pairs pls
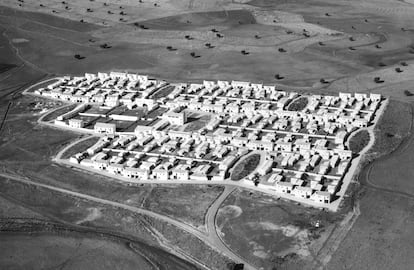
(0, 233), (155, 270)
(1, 0), (414, 269)
(217, 188), (348, 270)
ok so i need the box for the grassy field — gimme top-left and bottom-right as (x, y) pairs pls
(230, 153), (261, 181)
(325, 99), (414, 270)
(349, 129), (370, 153)
(286, 97), (309, 111)
(40, 104), (77, 122)
(362, 99), (414, 196)
(141, 185), (224, 228)
(0, 179), (230, 270)
(149, 85), (175, 99)
(183, 113), (211, 132)
(367, 100), (412, 158)
(0, 233), (155, 270)
(217, 188), (345, 269)
(327, 189), (414, 270)
(60, 136), (99, 159)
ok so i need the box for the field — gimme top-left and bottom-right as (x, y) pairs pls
(40, 104), (77, 122)
(0, 179), (230, 270)
(367, 100), (412, 158)
(230, 153), (261, 181)
(141, 185), (224, 228)
(0, 233), (156, 270)
(60, 136), (99, 159)
(217, 188), (345, 270)
(286, 97), (309, 111)
(348, 130), (370, 153)
(183, 112), (211, 132)
(1, 0), (414, 269)
(327, 189), (414, 270)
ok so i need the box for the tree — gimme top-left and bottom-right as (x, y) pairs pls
(374, 77), (384, 83)
(252, 173), (260, 186)
(275, 74), (284, 80)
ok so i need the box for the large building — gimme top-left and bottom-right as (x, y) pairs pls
(94, 122), (116, 134)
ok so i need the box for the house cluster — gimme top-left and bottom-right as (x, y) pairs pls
(69, 134), (232, 182)
(35, 72), (167, 110)
(34, 72), (384, 207)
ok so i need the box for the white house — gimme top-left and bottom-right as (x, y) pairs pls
(171, 165), (190, 180)
(163, 111), (187, 125)
(292, 186), (313, 199)
(94, 122), (116, 134)
(68, 119), (85, 129)
(311, 191), (331, 204)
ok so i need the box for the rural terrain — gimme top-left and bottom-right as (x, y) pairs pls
(1, 0), (414, 270)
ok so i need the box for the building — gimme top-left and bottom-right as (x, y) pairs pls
(123, 167), (149, 180)
(311, 191), (332, 204)
(275, 181), (294, 194)
(292, 186), (313, 199)
(94, 122), (116, 134)
(171, 165), (190, 181)
(152, 166), (170, 180)
(219, 155), (237, 171)
(163, 111), (186, 125)
(257, 158), (273, 176)
(68, 119), (84, 128)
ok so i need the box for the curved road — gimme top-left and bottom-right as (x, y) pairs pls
(0, 171), (256, 269)
(358, 102), (414, 200)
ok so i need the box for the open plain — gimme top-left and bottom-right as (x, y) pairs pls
(1, 0), (414, 269)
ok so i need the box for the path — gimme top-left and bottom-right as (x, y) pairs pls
(0, 171), (256, 269)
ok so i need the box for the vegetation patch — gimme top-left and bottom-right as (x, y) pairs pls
(368, 100), (411, 158)
(286, 97), (308, 111)
(41, 104), (76, 122)
(217, 188), (343, 269)
(0, 63), (16, 74)
(349, 130), (370, 153)
(183, 113), (211, 132)
(230, 154), (261, 181)
(61, 137), (99, 159)
(150, 85), (175, 99)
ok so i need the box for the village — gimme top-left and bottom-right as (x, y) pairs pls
(32, 72), (385, 210)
